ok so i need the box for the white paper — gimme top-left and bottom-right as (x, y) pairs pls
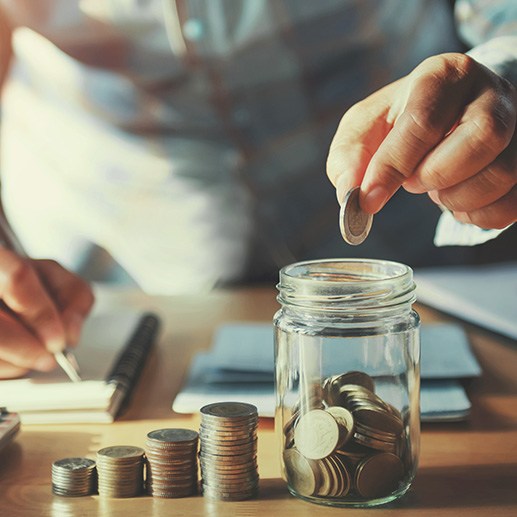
(415, 262), (517, 340)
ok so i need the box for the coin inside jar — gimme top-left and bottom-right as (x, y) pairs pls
(283, 448), (321, 497)
(354, 452), (404, 498)
(294, 409), (340, 460)
(339, 187), (373, 245)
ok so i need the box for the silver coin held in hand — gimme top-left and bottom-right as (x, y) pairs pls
(340, 187), (373, 245)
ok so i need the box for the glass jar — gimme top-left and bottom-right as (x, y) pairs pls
(274, 259), (420, 508)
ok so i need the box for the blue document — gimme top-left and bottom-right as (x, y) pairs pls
(173, 322), (479, 422)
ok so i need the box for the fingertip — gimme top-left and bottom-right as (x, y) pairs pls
(46, 335), (67, 354)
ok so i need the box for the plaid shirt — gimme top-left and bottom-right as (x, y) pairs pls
(1, 0), (516, 293)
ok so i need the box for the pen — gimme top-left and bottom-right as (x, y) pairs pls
(0, 215), (82, 382)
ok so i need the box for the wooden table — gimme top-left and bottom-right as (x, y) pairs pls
(1, 286), (516, 517)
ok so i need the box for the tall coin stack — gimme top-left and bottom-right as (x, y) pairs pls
(145, 428), (199, 498)
(51, 458), (96, 497)
(199, 402), (259, 501)
(96, 446), (145, 498)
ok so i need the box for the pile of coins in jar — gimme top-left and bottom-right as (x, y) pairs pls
(51, 402), (259, 500)
(282, 371), (408, 501)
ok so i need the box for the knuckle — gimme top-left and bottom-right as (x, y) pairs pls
(483, 161), (517, 191)
(77, 283), (95, 312)
(66, 278), (95, 312)
(405, 110), (444, 144)
(419, 164), (449, 190)
(417, 53), (475, 83)
(9, 258), (35, 288)
(31, 306), (59, 328)
(472, 108), (514, 154)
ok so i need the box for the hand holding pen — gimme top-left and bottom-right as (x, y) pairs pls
(0, 218), (94, 380)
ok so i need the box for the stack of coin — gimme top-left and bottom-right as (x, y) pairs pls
(96, 446), (145, 498)
(199, 402), (259, 501)
(51, 457), (97, 497)
(283, 371), (408, 500)
(145, 428), (199, 498)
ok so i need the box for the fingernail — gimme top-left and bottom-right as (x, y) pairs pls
(336, 174), (357, 205)
(362, 186), (390, 214)
(454, 212), (470, 224)
(428, 190), (441, 204)
(34, 355), (56, 372)
(46, 336), (66, 353)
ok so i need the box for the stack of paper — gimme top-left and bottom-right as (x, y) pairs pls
(173, 322), (481, 422)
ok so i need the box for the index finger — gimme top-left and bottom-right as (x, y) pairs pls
(360, 55), (475, 214)
(33, 259), (95, 345)
(327, 81), (399, 204)
(0, 249), (66, 352)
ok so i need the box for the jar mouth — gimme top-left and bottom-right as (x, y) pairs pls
(277, 259), (416, 311)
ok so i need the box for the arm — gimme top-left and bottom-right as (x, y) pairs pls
(0, 7), (94, 379)
(326, 1), (517, 231)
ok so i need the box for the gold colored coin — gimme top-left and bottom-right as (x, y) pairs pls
(355, 452), (404, 498)
(335, 371), (375, 393)
(283, 448), (320, 497)
(326, 406), (355, 447)
(353, 407), (404, 436)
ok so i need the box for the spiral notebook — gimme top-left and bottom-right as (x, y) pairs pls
(0, 312), (160, 424)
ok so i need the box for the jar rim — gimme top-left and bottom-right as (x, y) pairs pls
(280, 258), (412, 285)
(277, 258), (416, 312)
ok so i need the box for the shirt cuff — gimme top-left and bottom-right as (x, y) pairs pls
(466, 35), (517, 87)
(434, 210), (511, 247)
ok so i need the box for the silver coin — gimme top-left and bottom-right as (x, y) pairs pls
(339, 186), (373, 245)
(147, 428), (198, 444)
(52, 458), (96, 471)
(200, 402), (258, 420)
(97, 446), (145, 460)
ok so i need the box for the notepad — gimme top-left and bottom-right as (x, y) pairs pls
(173, 322), (480, 422)
(0, 311), (160, 424)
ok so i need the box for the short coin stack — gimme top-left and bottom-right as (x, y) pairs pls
(51, 457), (96, 497)
(96, 446), (145, 498)
(199, 402), (259, 501)
(145, 428), (199, 498)
(283, 371), (407, 500)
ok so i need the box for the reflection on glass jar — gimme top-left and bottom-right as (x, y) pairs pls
(274, 259), (420, 507)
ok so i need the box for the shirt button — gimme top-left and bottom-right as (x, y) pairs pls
(183, 18), (205, 41)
